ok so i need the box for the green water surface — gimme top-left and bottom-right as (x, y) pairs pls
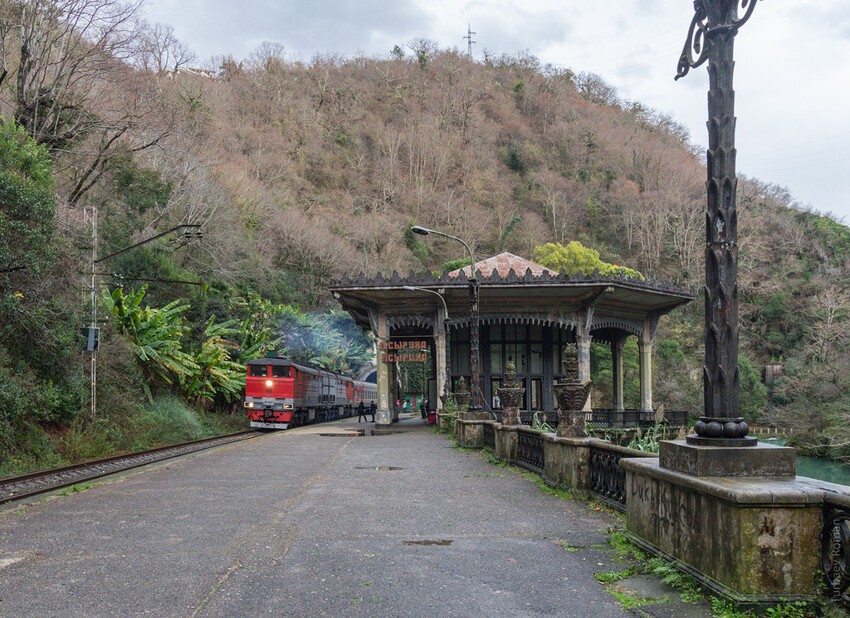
(761, 437), (850, 486)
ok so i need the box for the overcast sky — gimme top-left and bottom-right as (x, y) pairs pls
(144, 0), (850, 223)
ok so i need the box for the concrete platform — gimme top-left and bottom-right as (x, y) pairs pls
(0, 417), (630, 617)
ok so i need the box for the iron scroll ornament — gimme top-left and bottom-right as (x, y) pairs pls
(675, 0), (760, 80)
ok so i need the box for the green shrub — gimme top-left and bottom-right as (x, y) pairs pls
(61, 417), (124, 462)
(131, 395), (206, 449)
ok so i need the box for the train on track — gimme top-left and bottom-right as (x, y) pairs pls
(244, 357), (377, 429)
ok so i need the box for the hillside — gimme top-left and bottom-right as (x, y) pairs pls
(1, 4), (849, 469)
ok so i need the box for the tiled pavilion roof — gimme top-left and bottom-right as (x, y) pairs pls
(449, 252), (558, 279)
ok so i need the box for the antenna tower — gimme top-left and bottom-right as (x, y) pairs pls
(463, 23), (476, 59)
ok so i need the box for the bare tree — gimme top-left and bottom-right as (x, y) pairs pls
(246, 41), (285, 75)
(0, 0), (143, 148)
(63, 61), (176, 206)
(134, 22), (194, 76)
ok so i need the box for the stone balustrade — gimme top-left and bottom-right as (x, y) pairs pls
(450, 416), (850, 609)
(454, 418), (652, 503)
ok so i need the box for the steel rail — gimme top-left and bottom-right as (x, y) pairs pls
(0, 430), (261, 506)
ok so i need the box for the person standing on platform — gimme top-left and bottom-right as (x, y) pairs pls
(357, 401), (367, 422)
(369, 400), (377, 422)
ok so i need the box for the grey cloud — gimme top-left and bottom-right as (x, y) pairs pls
(148, 0), (431, 61)
(250, 1), (430, 59)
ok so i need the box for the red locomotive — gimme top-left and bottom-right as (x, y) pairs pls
(244, 357), (377, 429)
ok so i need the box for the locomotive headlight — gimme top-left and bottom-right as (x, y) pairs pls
(245, 402), (254, 408)
(265, 380), (273, 387)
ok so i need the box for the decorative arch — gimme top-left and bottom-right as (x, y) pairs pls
(388, 314), (435, 332)
(449, 312), (579, 331)
(590, 316), (643, 338)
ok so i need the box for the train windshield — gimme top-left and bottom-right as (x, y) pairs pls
(249, 365), (268, 377)
(272, 366), (291, 378)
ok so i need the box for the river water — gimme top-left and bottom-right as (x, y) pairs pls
(761, 438), (850, 487)
(796, 454), (850, 486)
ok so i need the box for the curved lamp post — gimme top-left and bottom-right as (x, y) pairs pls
(88, 223), (203, 420)
(403, 286), (451, 403)
(676, 0), (758, 446)
(410, 226), (482, 413)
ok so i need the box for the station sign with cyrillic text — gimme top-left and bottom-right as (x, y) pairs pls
(379, 340), (428, 363)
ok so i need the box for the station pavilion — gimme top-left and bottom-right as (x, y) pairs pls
(330, 253), (694, 427)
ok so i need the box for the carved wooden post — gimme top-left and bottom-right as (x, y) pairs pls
(676, 0), (759, 446)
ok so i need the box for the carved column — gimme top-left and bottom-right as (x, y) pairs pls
(676, 0), (758, 445)
(638, 338), (653, 413)
(612, 336), (626, 412)
(576, 332), (592, 411)
(435, 306), (447, 411)
(468, 277), (482, 413)
(374, 311), (392, 427)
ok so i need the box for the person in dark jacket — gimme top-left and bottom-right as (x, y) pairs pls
(357, 401), (367, 422)
(369, 401), (377, 422)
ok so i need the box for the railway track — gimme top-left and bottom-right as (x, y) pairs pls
(0, 431), (261, 506)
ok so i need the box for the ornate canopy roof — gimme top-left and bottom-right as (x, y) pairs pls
(330, 253), (694, 339)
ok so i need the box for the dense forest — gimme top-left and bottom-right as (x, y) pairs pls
(1, 0), (849, 473)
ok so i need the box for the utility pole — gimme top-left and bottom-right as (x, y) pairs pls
(84, 207), (98, 419)
(84, 223), (203, 420)
(463, 23), (476, 59)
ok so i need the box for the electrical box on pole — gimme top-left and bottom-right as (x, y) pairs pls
(80, 327), (100, 352)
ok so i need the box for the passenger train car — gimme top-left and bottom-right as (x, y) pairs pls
(244, 357), (377, 429)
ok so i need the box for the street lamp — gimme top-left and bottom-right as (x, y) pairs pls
(403, 286), (451, 404)
(94, 224), (203, 264)
(676, 0), (758, 446)
(410, 226), (482, 414)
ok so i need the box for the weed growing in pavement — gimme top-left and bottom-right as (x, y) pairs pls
(606, 528), (647, 562)
(558, 539), (606, 553)
(559, 541), (582, 552)
(526, 474), (576, 500)
(595, 528), (700, 610)
(645, 556), (702, 603)
(485, 453), (506, 466)
(595, 567), (634, 584)
(56, 482), (93, 496)
(607, 586), (659, 610)
(711, 598), (749, 617)
(710, 597), (824, 618)
(765, 600), (817, 618)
